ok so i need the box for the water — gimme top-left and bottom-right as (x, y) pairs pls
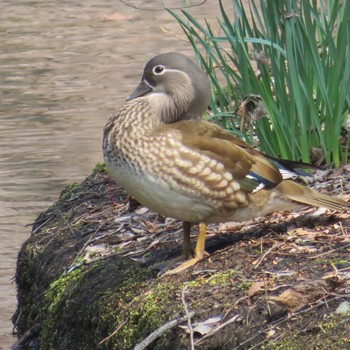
(0, 1), (232, 347)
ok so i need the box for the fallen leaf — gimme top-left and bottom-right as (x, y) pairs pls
(248, 281), (266, 298)
(193, 324), (212, 335)
(179, 315), (223, 335)
(114, 214), (132, 223)
(266, 278), (341, 314)
(142, 220), (158, 233)
(336, 301), (350, 314)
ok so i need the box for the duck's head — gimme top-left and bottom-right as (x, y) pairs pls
(127, 52), (210, 123)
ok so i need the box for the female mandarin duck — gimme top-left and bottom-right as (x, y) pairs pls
(103, 52), (348, 273)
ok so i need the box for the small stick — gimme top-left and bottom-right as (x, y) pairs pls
(254, 243), (282, 269)
(182, 284), (195, 350)
(133, 312), (195, 350)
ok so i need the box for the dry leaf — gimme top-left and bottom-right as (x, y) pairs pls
(179, 315), (223, 335)
(248, 281), (266, 298)
(266, 278), (340, 313)
(142, 220), (158, 233)
(114, 214), (132, 223)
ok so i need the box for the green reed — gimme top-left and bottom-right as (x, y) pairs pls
(170, 0), (350, 166)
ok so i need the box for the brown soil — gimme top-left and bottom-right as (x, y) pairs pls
(12, 164), (350, 350)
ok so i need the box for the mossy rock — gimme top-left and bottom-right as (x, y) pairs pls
(39, 257), (184, 350)
(13, 169), (350, 349)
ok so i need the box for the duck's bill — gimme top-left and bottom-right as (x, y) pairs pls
(126, 80), (153, 101)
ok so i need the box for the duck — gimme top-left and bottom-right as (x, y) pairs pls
(103, 52), (348, 273)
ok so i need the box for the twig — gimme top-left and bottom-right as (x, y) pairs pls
(31, 217), (53, 234)
(263, 272), (272, 316)
(309, 242), (350, 259)
(133, 312), (195, 350)
(56, 208), (77, 237)
(253, 243), (282, 269)
(233, 316), (288, 350)
(182, 285), (194, 350)
(99, 320), (126, 345)
(249, 333), (285, 350)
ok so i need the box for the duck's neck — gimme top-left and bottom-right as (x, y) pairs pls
(147, 86), (195, 124)
(120, 89), (197, 135)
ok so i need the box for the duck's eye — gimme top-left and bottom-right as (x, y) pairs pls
(153, 65), (165, 75)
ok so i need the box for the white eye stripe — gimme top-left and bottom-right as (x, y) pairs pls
(152, 65), (165, 75)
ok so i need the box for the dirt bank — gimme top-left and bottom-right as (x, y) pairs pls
(13, 164), (350, 349)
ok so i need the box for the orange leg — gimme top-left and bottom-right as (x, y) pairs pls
(165, 222), (208, 275)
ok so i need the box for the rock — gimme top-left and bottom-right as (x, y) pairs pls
(12, 168), (350, 349)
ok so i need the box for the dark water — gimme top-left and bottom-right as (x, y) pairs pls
(0, 0), (232, 347)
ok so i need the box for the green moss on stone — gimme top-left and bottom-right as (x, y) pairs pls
(37, 255), (187, 350)
(113, 281), (182, 349)
(92, 162), (106, 174)
(187, 269), (236, 289)
(59, 182), (80, 201)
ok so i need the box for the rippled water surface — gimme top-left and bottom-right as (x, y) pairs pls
(0, 0), (233, 347)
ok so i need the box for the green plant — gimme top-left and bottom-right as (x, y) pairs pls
(170, 0), (350, 166)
